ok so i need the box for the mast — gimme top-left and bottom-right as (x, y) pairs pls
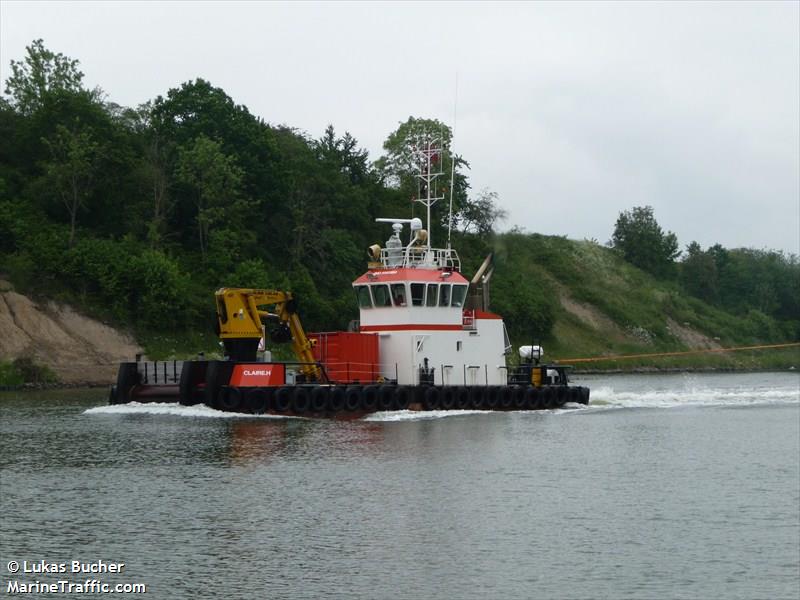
(411, 132), (445, 250)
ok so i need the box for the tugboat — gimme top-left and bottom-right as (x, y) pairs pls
(109, 134), (589, 415)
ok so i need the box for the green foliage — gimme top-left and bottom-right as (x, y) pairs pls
(612, 206), (679, 277)
(40, 124), (100, 246)
(1, 40), (796, 375)
(679, 243), (799, 327)
(175, 134), (245, 260)
(0, 361), (24, 386)
(0, 358), (57, 385)
(4, 39), (86, 115)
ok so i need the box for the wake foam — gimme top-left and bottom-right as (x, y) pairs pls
(575, 383), (799, 412)
(84, 402), (300, 419)
(85, 378), (798, 421)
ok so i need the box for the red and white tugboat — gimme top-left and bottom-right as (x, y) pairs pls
(109, 134), (589, 415)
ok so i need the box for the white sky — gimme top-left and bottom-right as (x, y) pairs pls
(2, 1), (798, 254)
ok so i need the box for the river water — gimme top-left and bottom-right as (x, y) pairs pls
(1, 372), (798, 599)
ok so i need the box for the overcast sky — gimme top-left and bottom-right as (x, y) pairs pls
(2, 1), (798, 254)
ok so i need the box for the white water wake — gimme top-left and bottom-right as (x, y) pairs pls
(574, 383), (799, 412)
(84, 402), (301, 419)
(85, 378), (798, 421)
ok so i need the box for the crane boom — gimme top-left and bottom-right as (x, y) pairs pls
(214, 288), (323, 382)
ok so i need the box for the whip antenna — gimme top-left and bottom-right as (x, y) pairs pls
(447, 72), (458, 251)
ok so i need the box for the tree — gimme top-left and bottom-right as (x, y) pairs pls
(175, 134), (244, 261)
(375, 117), (470, 238)
(129, 101), (173, 248)
(315, 124), (371, 185)
(41, 124), (99, 246)
(680, 241), (719, 302)
(456, 189), (507, 237)
(611, 206), (679, 277)
(4, 39), (87, 116)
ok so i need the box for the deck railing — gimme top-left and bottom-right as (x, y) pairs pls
(378, 246), (460, 271)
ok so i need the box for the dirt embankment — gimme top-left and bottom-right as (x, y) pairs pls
(0, 280), (141, 385)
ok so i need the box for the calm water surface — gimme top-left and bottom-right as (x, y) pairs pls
(1, 372), (798, 599)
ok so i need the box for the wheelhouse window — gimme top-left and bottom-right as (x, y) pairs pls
(355, 285), (372, 308)
(439, 284), (452, 306)
(371, 284), (392, 307)
(391, 283), (407, 306)
(410, 283), (425, 306)
(451, 284), (468, 307)
(425, 283), (438, 307)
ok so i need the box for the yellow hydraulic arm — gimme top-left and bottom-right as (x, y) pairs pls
(214, 288), (323, 382)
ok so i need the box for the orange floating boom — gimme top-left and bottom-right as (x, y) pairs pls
(557, 342), (800, 364)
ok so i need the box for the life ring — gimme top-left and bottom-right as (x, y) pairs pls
(245, 388), (270, 414)
(274, 386), (293, 412)
(291, 387), (310, 413)
(329, 386), (346, 412)
(310, 386), (329, 412)
(345, 386), (362, 411)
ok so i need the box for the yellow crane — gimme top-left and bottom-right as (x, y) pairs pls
(214, 288), (323, 382)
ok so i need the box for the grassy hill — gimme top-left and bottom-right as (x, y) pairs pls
(486, 233), (798, 371)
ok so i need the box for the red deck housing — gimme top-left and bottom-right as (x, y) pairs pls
(309, 332), (380, 384)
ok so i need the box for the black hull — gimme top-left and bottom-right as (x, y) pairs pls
(109, 361), (590, 416)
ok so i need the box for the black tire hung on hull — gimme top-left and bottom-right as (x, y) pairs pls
(329, 386), (346, 411)
(498, 386), (513, 409)
(455, 386), (470, 409)
(274, 386), (293, 412)
(525, 386), (540, 410)
(423, 386), (440, 410)
(292, 387), (310, 413)
(579, 386), (590, 404)
(468, 386), (485, 409)
(362, 385), (379, 411)
(218, 386), (243, 412)
(485, 387), (500, 409)
(568, 387), (581, 405)
(378, 385), (395, 411)
(511, 386), (526, 409)
(440, 387), (456, 410)
(310, 386), (329, 412)
(555, 386), (568, 407)
(542, 386), (557, 409)
(114, 362), (139, 405)
(246, 388), (270, 414)
(394, 386), (412, 410)
(345, 386), (362, 411)
(179, 360), (205, 406)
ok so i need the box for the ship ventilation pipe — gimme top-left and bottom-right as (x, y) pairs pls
(405, 229), (427, 265)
